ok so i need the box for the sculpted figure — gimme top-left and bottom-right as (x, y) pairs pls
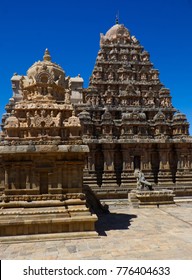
(65, 89), (71, 104)
(134, 169), (153, 191)
(108, 72), (114, 81)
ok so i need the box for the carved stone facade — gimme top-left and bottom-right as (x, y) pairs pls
(74, 23), (192, 196)
(0, 49), (97, 237)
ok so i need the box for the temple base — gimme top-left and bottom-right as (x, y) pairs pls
(0, 197), (98, 238)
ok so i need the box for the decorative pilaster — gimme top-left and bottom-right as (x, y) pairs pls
(4, 168), (9, 189)
(158, 146), (172, 185)
(25, 167), (31, 189)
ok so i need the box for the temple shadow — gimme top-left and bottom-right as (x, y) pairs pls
(95, 212), (137, 236)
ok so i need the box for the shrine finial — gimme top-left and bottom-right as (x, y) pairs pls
(43, 48), (51, 62)
(116, 11), (119, 24)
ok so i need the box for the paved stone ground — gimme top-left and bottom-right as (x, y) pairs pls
(1, 202), (192, 260)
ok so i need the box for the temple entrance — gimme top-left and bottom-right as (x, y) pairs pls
(40, 172), (48, 194)
(134, 156), (141, 170)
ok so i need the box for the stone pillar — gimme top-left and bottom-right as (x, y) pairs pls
(57, 166), (62, 189)
(88, 151), (95, 171)
(103, 149), (114, 171)
(62, 165), (68, 192)
(26, 167), (31, 189)
(48, 172), (52, 191)
(121, 144), (132, 173)
(15, 166), (20, 189)
(121, 145), (135, 187)
(4, 168), (9, 189)
(141, 147), (153, 178)
(10, 166), (16, 189)
(31, 168), (37, 189)
(140, 155), (144, 170)
(102, 144), (118, 187)
(36, 172), (40, 192)
(0, 167), (4, 190)
(131, 155), (135, 170)
(158, 146), (172, 185)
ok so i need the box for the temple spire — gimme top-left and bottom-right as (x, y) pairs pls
(43, 48), (51, 61)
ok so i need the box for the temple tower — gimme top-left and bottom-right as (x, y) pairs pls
(75, 22), (192, 198)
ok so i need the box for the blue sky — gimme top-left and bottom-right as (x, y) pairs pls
(0, 0), (192, 132)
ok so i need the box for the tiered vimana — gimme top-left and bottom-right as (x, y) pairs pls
(0, 49), (97, 238)
(75, 22), (192, 199)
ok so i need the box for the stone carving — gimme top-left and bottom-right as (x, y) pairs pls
(134, 169), (153, 191)
(1, 49), (84, 141)
(27, 110), (61, 128)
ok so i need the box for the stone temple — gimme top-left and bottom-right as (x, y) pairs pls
(75, 22), (192, 198)
(0, 49), (97, 237)
(0, 21), (192, 236)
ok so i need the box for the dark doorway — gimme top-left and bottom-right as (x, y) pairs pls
(40, 172), (48, 194)
(134, 156), (141, 170)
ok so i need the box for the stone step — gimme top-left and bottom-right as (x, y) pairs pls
(0, 231), (98, 243)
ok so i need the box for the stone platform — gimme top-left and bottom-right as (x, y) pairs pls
(0, 197), (97, 237)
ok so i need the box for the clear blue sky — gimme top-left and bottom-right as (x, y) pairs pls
(0, 0), (192, 132)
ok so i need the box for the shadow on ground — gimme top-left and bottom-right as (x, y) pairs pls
(95, 212), (137, 236)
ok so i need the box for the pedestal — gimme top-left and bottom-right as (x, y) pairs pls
(136, 189), (175, 206)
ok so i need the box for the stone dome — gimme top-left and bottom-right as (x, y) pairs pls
(4, 115), (19, 128)
(105, 24), (130, 40)
(78, 110), (91, 121)
(173, 112), (187, 122)
(159, 88), (170, 96)
(26, 49), (65, 86)
(100, 24), (131, 46)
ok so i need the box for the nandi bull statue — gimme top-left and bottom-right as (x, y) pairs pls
(134, 169), (154, 191)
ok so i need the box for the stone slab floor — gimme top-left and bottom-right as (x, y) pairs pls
(1, 203), (192, 260)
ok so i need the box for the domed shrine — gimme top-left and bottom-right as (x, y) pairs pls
(0, 49), (97, 238)
(74, 22), (192, 197)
